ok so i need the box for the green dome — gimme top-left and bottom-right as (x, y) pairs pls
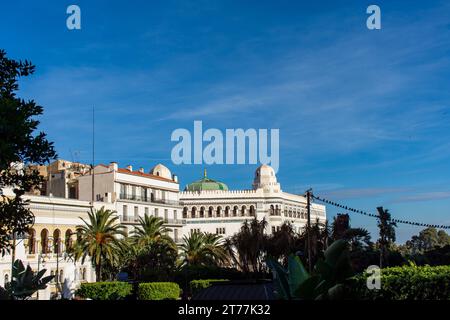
(185, 169), (229, 191)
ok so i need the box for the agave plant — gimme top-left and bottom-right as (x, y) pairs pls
(267, 239), (353, 300)
(2, 259), (54, 300)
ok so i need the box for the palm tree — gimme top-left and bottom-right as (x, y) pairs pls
(180, 232), (227, 267)
(131, 214), (174, 247)
(73, 206), (126, 281)
(225, 218), (268, 273)
(343, 227), (372, 251)
(377, 206), (397, 268)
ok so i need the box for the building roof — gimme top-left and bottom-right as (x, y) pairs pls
(90, 163), (177, 183)
(117, 168), (176, 183)
(184, 169), (229, 191)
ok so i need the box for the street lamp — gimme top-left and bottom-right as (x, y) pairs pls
(36, 253), (47, 300)
(10, 231), (28, 279)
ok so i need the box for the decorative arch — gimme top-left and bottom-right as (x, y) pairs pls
(233, 206), (238, 217)
(249, 205), (256, 216)
(183, 207), (188, 219)
(241, 205), (247, 216)
(191, 206), (197, 218)
(28, 228), (36, 254)
(208, 206), (214, 218)
(65, 229), (73, 251)
(41, 229), (49, 254)
(200, 206), (205, 218)
(225, 206), (230, 217)
(269, 205), (275, 215)
(216, 206), (222, 218)
(53, 229), (61, 254)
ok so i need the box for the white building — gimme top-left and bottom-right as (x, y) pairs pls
(0, 192), (99, 300)
(180, 165), (326, 238)
(77, 162), (184, 243)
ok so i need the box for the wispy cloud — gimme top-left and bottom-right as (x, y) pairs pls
(391, 191), (450, 203)
(321, 187), (410, 200)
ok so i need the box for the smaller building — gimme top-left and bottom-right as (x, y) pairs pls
(77, 162), (184, 243)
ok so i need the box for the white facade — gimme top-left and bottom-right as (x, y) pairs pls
(0, 194), (100, 300)
(180, 165), (326, 238)
(77, 162), (184, 243)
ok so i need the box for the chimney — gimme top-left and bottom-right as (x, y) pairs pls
(109, 162), (118, 171)
(139, 167), (144, 173)
(126, 165), (133, 172)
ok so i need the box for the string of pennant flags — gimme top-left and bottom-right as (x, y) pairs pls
(312, 194), (450, 230)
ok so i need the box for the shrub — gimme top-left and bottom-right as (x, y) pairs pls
(351, 265), (450, 300)
(174, 265), (269, 291)
(190, 279), (229, 296)
(138, 282), (180, 300)
(76, 282), (132, 300)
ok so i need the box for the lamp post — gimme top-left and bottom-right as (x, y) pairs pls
(10, 231), (27, 280)
(305, 188), (313, 273)
(36, 253), (47, 300)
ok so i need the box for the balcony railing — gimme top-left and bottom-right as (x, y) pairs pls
(119, 193), (179, 206)
(120, 215), (185, 225)
(163, 218), (186, 225)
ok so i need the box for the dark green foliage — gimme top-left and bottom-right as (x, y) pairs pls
(190, 279), (229, 296)
(377, 207), (397, 268)
(267, 239), (354, 300)
(118, 238), (178, 282)
(225, 218), (269, 274)
(0, 49), (56, 255)
(0, 259), (54, 300)
(76, 282), (132, 300)
(351, 265), (450, 300)
(404, 227), (450, 254)
(174, 265), (269, 294)
(138, 282), (180, 300)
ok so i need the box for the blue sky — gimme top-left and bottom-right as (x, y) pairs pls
(2, 0), (450, 242)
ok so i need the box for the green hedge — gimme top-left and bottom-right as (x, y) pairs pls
(138, 282), (180, 300)
(352, 265), (450, 300)
(76, 282), (132, 300)
(190, 279), (229, 296)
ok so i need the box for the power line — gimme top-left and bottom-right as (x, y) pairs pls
(312, 194), (450, 230)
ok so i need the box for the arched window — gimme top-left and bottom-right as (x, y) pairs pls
(269, 205), (274, 216)
(208, 206), (214, 218)
(183, 207), (188, 219)
(53, 229), (61, 254)
(28, 228), (36, 254)
(225, 206), (230, 217)
(50, 270), (55, 283)
(275, 205), (280, 215)
(82, 268), (87, 281)
(249, 205), (256, 216)
(216, 206), (221, 218)
(200, 207), (205, 218)
(233, 206), (238, 217)
(191, 207), (197, 218)
(241, 206), (246, 217)
(76, 229), (82, 243)
(41, 229), (49, 254)
(65, 229), (73, 251)
(4, 274), (9, 285)
(59, 270), (64, 283)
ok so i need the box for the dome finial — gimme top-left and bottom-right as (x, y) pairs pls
(204, 168), (207, 178)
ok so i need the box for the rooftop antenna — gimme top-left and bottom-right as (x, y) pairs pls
(91, 105), (95, 205)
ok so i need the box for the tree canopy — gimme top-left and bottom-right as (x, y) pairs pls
(0, 49), (56, 255)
